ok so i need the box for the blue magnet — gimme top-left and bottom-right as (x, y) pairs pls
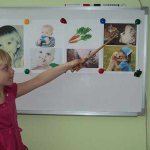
(135, 19), (141, 25)
(100, 18), (106, 24)
(24, 68), (30, 74)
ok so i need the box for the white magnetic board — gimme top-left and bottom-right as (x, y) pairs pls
(0, 7), (148, 116)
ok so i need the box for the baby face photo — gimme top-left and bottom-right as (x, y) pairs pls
(67, 48), (99, 68)
(104, 46), (136, 72)
(104, 23), (136, 46)
(25, 20), (64, 49)
(30, 47), (62, 70)
(36, 24), (55, 47)
(0, 25), (24, 68)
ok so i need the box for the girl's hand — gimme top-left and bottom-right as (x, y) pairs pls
(67, 59), (84, 72)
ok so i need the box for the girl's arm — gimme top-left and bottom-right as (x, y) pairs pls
(16, 59), (81, 98)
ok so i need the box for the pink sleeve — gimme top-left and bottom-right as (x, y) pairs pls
(12, 83), (17, 98)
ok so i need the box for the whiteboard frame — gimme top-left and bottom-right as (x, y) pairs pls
(0, 6), (148, 116)
(17, 109), (145, 116)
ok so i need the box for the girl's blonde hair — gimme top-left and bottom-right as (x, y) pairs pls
(0, 49), (12, 66)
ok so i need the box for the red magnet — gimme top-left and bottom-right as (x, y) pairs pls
(83, 4), (91, 6)
(98, 68), (104, 74)
(60, 18), (67, 24)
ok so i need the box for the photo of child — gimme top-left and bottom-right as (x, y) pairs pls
(67, 48), (99, 68)
(104, 46), (135, 72)
(31, 47), (61, 70)
(0, 25), (23, 68)
(31, 48), (55, 70)
(36, 24), (55, 47)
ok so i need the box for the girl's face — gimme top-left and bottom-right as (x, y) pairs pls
(117, 51), (125, 58)
(0, 33), (20, 57)
(0, 62), (14, 86)
(116, 51), (127, 62)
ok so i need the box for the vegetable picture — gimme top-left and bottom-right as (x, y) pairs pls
(69, 27), (92, 43)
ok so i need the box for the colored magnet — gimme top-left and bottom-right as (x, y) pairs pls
(135, 19), (141, 25)
(134, 69), (142, 77)
(24, 19), (30, 24)
(100, 18), (106, 24)
(50, 63), (59, 68)
(60, 18), (67, 24)
(24, 69), (30, 74)
(98, 68), (104, 74)
(83, 4), (91, 6)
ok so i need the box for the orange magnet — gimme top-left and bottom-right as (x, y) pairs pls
(24, 19), (30, 24)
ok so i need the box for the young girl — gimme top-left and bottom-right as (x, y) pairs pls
(0, 49), (83, 150)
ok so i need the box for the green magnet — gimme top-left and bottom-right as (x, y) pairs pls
(49, 63), (59, 68)
(24, 69), (30, 74)
(135, 19), (141, 25)
(134, 69), (142, 77)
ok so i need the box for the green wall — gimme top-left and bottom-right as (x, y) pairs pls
(0, 0), (149, 150)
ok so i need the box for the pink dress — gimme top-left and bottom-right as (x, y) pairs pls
(0, 83), (28, 150)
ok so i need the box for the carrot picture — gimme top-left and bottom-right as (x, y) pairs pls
(69, 27), (92, 43)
